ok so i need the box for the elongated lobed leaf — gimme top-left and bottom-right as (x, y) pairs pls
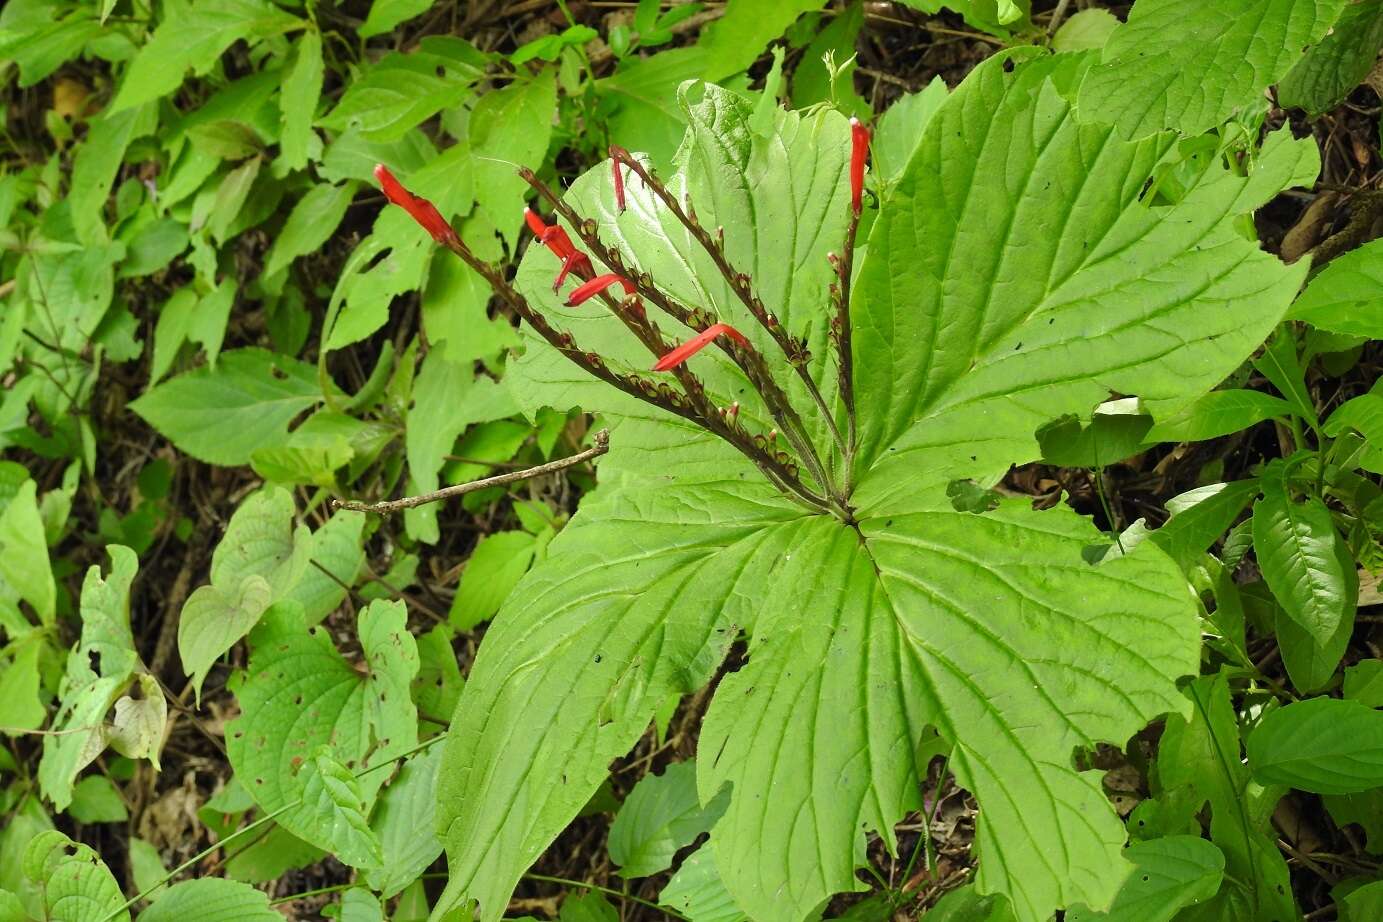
(853, 52), (1317, 508)
(434, 480), (813, 917)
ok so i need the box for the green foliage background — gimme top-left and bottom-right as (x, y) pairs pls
(4, 1), (1383, 921)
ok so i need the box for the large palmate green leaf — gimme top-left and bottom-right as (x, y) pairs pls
(1077, 0), (1347, 139)
(853, 52), (1316, 498)
(434, 52), (1309, 922)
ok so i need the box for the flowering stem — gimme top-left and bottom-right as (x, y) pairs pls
(533, 160), (848, 509)
(836, 206), (861, 493)
(607, 149), (850, 478)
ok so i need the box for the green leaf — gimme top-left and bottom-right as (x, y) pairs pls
(364, 746), (443, 898)
(111, 0), (301, 112)
(1148, 480), (1261, 573)
(470, 71), (557, 243)
(136, 877), (281, 922)
(1252, 475), (1351, 645)
(559, 891), (618, 922)
(179, 576), (274, 703)
(119, 218), (190, 278)
(263, 181), (357, 279)
(609, 759), (726, 878)
(1289, 237), (1383, 336)
(895, 1), (1030, 36)
(70, 104), (155, 245)
(322, 53), (476, 142)
(1037, 400), (1152, 468)
(1051, 8), (1121, 53)
(1325, 788), (1383, 851)
(435, 52), (1286, 922)
(1255, 330), (1319, 430)
(127, 838), (168, 901)
(449, 531), (539, 631)
(1345, 659), (1383, 707)
(0, 12), (103, 88)
(1248, 697), (1383, 794)
(187, 120), (264, 160)
(1151, 673), (1295, 921)
(435, 483), (1199, 922)
(658, 843), (747, 922)
(299, 746), (383, 868)
(0, 634), (46, 732)
(282, 510), (365, 626)
(21, 830), (127, 922)
(1280, 0), (1383, 115)
(209, 157), (262, 244)
(0, 479), (54, 625)
(871, 77), (948, 186)
(226, 600), (418, 861)
(1076, 0), (1348, 139)
(696, 0), (827, 82)
(1066, 836), (1224, 922)
(853, 53), (1316, 498)
(38, 547), (163, 810)
(186, 278), (237, 370)
(130, 347), (324, 466)
(279, 31), (323, 172)
(67, 775), (129, 824)
(1144, 389), (1292, 442)
(359, 0), (434, 39)
(1340, 880), (1383, 922)
(922, 884), (1017, 921)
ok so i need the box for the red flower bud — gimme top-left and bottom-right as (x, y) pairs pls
(849, 117), (870, 215)
(565, 273), (636, 307)
(374, 164), (457, 245)
(652, 323), (749, 372)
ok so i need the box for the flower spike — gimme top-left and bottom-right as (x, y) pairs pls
(849, 117), (870, 215)
(652, 323), (750, 372)
(527, 207), (593, 286)
(611, 149), (627, 213)
(565, 273), (636, 307)
(375, 164), (458, 245)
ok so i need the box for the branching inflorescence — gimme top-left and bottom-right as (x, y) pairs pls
(372, 127), (870, 522)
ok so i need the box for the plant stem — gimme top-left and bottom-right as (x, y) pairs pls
(523, 873), (690, 920)
(334, 430), (611, 514)
(516, 170), (838, 514)
(836, 208), (862, 494)
(605, 149), (850, 484)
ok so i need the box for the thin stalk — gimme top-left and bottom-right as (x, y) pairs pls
(607, 149), (850, 475)
(836, 208), (862, 493)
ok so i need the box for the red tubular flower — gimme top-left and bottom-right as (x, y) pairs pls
(849, 117), (870, 215)
(524, 206), (548, 239)
(653, 323), (749, 372)
(565, 273), (636, 306)
(527, 208), (594, 288)
(374, 164), (457, 245)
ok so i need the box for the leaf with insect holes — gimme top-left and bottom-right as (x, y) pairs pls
(431, 50), (1311, 922)
(21, 830), (127, 922)
(226, 600), (417, 867)
(1076, 0), (1348, 140)
(38, 547), (163, 811)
